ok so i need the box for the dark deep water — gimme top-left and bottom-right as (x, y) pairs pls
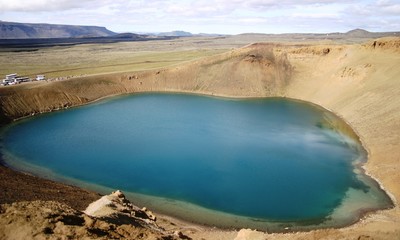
(0, 94), (392, 231)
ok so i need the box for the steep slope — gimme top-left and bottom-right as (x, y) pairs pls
(0, 21), (116, 39)
(0, 43), (292, 120)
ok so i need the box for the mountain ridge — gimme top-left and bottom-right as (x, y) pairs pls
(1, 21), (399, 40)
(0, 21), (116, 39)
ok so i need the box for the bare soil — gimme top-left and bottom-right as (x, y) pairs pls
(0, 163), (100, 211)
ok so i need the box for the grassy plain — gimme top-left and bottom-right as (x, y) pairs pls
(0, 34), (379, 80)
(0, 39), (231, 79)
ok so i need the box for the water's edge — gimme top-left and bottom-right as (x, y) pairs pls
(0, 91), (395, 233)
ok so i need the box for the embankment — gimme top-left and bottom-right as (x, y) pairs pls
(0, 38), (400, 239)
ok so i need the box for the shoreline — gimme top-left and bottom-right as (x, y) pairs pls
(306, 104), (398, 212)
(0, 90), (395, 234)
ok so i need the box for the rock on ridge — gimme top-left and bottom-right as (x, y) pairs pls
(0, 191), (188, 240)
(84, 190), (158, 228)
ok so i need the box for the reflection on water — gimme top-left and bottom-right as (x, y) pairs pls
(0, 94), (393, 231)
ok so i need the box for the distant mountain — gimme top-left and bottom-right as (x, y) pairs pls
(111, 32), (145, 39)
(155, 31), (193, 37)
(196, 33), (226, 37)
(0, 21), (116, 39)
(146, 31), (225, 37)
(235, 29), (400, 43)
(341, 28), (400, 39)
(345, 28), (373, 37)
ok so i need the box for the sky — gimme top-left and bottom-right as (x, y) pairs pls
(0, 0), (399, 34)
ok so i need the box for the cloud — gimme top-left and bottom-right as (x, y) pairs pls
(343, 0), (400, 21)
(379, 4), (400, 15)
(0, 0), (359, 16)
(236, 17), (269, 24)
(216, 0), (357, 9)
(0, 0), (399, 34)
(0, 0), (98, 12)
(291, 13), (340, 19)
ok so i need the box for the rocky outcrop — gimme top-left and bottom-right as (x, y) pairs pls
(0, 191), (187, 240)
(84, 190), (159, 229)
(364, 37), (400, 52)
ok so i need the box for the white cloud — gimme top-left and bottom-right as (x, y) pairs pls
(216, 0), (357, 9)
(235, 17), (269, 23)
(0, 0), (398, 34)
(0, 0), (97, 12)
(379, 4), (400, 15)
(291, 13), (340, 19)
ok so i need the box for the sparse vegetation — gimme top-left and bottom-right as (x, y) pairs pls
(0, 40), (228, 79)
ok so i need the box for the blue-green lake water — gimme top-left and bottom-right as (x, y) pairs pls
(0, 94), (392, 231)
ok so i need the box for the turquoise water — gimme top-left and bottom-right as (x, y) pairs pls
(0, 94), (392, 231)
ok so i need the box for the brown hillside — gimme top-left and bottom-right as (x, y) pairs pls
(0, 44), (292, 120)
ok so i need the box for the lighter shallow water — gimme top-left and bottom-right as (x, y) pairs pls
(0, 94), (392, 231)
